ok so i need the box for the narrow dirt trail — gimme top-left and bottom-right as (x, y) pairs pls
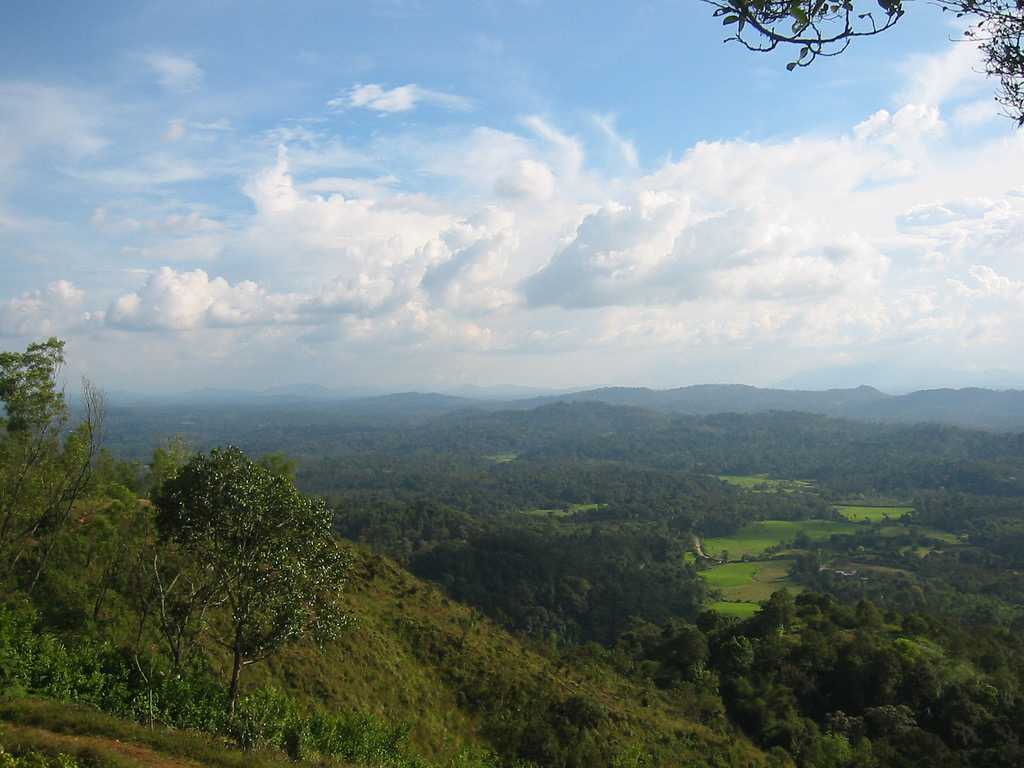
(1, 723), (205, 768)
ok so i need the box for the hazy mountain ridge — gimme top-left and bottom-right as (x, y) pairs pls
(510, 384), (1024, 430)
(99, 384), (1024, 447)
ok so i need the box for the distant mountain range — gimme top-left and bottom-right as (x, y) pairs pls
(104, 383), (1024, 432)
(509, 384), (1024, 431)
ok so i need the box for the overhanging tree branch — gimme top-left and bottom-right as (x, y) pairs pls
(704, 0), (1024, 125)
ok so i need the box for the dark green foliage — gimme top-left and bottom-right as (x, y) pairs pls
(154, 447), (352, 711)
(0, 744), (81, 768)
(410, 523), (706, 644)
(0, 605), (502, 767)
(618, 591), (1024, 767)
(0, 340), (103, 590)
(10, 338), (1024, 768)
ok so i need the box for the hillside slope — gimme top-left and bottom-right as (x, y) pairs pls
(249, 548), (771, 767)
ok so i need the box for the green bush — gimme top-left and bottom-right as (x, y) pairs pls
(0, 603), (507, 768)
(0, 745), (79, 768)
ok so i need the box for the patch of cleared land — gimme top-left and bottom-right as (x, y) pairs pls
(716, 474), (814, 492)
(710, 600), (760, 618)
(836, 505), (914, 522)
(702, 559), (802, 603)
(702, 519), (859, 560)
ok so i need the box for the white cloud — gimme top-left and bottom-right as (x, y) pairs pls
(853, 104), (945, 145)
(522, 116), (584, 180)
(328, 83), (471, 113)
(8, 36), (1024, 390)
(593, 113), (639, 170)
(106, 268), (298, 331)
(145, 54), (204, 93)
(494, 159), (556, 200)
(898, 39), (986, 108)
(953, 98), (1000, 128)
(522, 195), (887, 309)
(420, 213), (520, 314)
(0, 281), (95, 337)
(898, 197), (1007, 228)
(948, 265), (1024, 300)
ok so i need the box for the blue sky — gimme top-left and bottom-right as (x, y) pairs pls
(2, 1), (1023, 393)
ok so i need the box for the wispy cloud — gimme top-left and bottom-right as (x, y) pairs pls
(593, 113), (639, 170)
(145, 53), (204, 93)
(328, 83), (471, 114)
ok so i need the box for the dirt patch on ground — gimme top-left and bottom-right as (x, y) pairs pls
(0, 723), (204, 768)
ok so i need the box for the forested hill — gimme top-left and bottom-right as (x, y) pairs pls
(102, 400), (1024, 497)
(9, 338), (1024, 768)
(513, 384), (1024, 431)
(102, 383), (1024, 434)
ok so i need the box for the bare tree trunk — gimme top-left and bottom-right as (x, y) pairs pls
(228, 644), (243, 715)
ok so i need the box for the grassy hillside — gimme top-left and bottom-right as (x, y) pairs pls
(6, 533), (771, 768)
(250, 548), (772, 767)
(0, 698), (339, 768)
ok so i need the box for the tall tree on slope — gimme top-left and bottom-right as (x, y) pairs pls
(154, 446), (351, 713)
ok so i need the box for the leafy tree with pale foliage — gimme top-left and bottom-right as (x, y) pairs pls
(0, 338), (104, 591)
(154, 446), (351, 713)
(705, 0), (1024, 125)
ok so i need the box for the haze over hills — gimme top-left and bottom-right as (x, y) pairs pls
(516, 384), (1024, 431)
(106, 382), (1024, 432)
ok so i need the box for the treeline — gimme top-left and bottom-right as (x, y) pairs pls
(411, 522), (706, 644)
(332, 483), (833, 645)
(324, 455), (829, 526)
(609, 592), (1024, 767)
(103, 399), (1024, 499)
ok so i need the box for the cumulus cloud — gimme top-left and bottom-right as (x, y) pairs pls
(145, 54), (204, 93)
(853, 104), (945, 145)
(949, 265), (1024, 300)
(420, 213), (520, 314)
(899, 197), (1007, 228)
(7, 35), (1024, 390)
(523, 196), (887, 309)
(494, 159), (556, 200)
(896, 193), (1024, 273)
(0, 281), (95, 337)
(328, 83), (471, 113)
(106, 268), (298, 331)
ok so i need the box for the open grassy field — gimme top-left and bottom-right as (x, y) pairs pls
(836, 505), (914, 522)
(701, 559), (802, 602)
(702, 519), (859, 560)
(716, 474), (814, 493)
(710, 601), (760, 618)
